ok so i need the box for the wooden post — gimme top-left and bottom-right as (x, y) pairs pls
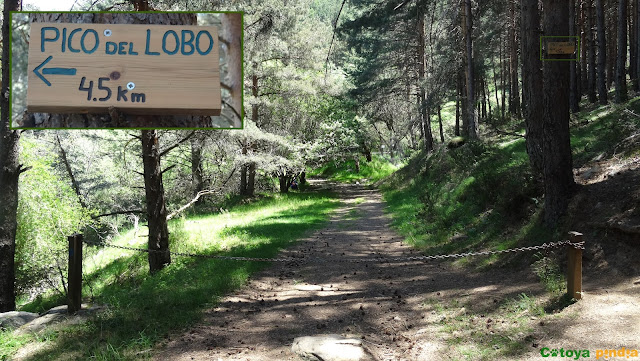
(567, 231), (583, 300)
(67, 234), (83, 314)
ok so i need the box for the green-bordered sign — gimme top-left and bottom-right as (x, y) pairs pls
(27, 22), (221, 115)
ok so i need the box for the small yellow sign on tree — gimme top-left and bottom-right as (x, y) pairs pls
(27, 23), (221, 115)
(547, 41), (576, 55)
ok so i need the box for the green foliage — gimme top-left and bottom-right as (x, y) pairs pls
(571, 98), (640, 166)
(311, 155), (399, 183)
(381, 139), (543, 264)
(532, 254), (565, 294)
(12, 191), (339, 360)
(16, 137), (92, 296)
(425, 293), (542, 360)
(0, 329), (32, 361)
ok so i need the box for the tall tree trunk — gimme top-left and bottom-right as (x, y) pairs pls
(56, 135), (87, 208)
(492, 52), (501, 120)
(542, 0), (576, 227)
(637, 0), (640, 89)
(521, 0), (545, 174)
(570, 0), (581, 112)
(588, 0), (599, 103)
(242, 71), (261, 197)
(616, 0), (629, 102)
(278, 175), (291, 193)
(0, 0), (21, 313)
(630, 0), (638, 90)
(596, 0), (609, 103)
(240, 141), (248, 195)
(141, 130), (171, 274)
(418, 11), (434, 151)
(247, 162), (256, 196)
(481, 76), (488, 120)
(221, 14), (243, 126)
(455, 74), (461, 136)
(438, 104), (445, 143)
(581, 0), (589, 93)
(190, 134), (205, 202)
(509, 1), (521, 117)
(464, 0), (478, 138)
(608, 4), (617, 88)
(500, 34), (506, 120)
(484, 79), (492, 121)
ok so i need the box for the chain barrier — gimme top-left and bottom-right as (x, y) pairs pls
(82, 239), (585, 264)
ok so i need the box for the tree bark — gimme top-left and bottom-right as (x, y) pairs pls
(455, 75), (461, 136)
(240, 141), (248, 195)
(418, 10), (434, 151)
(241, 70), (260, 197)
(500, 34), (506, 120)
(588, 0), (599, 103)
(485, 76), (492, 120)
(481, 77), (487, 120)
(190, 134), (205, 203)
(56, 135), (87, 208)
(608, 4), (617, 89)
(278, 175), (292, 193)
(437, 104), (445, 143)
(464, 0), (478, 138)
(141, 130), (171, 273)
(542, 0), (576, 227)
(630, 0), (638, 90)
(570, 0), (581, 112)
(616, 0), (629, 102)
(637, 0), (640, 90)
(521, 0), (545, 174)
(509, 1), (521, 117)
(596, 0), (609, 103)
(492, 52), (501, 120)
(221, 13), (243, 127)
(580, 0), (589, 93)
(0, 0), (20, 312)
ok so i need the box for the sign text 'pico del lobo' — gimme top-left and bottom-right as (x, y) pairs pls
(27, 22), (221, 116)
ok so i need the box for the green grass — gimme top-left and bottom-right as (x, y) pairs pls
(1, 330), (31, 360)
(424, 293), (544, 360)
(380, 139), (550, 268)
(375, 91), (640, 359)
(310, 155), (400, 184)
(571, 97), (640, 165)
(3, 191), (339, 361)
(379, 94), (640, 268)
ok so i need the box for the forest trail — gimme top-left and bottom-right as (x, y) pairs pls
(156, 181), (639, 361)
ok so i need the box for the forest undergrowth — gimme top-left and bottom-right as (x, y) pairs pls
(1, 190), (339, 360)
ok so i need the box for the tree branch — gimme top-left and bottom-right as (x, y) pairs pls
(91, 210), (144, 219)
(166, 189), (221, 220)
(161, 164), (176, 174)
(325, 0), (348, 78)
(223, 99), (243, 121)
(159, 130), (195, 157)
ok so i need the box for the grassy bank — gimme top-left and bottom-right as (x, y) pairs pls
(309, 155), (400, 184)
(376, 97), (640, 359)
(1, 191), (339, 361)
(380, 97), (640, 266)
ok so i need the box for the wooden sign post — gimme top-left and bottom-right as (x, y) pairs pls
(27, 23), (221, 115)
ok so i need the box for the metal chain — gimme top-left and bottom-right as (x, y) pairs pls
(82, 239), (584, 263)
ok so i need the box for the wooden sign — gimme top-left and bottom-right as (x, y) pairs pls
(547, 41), (576, 55)
(27, 23), (221, 116)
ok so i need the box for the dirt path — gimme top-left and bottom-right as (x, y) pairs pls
(156, 181), (640, 361)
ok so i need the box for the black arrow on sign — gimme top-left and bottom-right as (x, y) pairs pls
(33, 56), (77, 87)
